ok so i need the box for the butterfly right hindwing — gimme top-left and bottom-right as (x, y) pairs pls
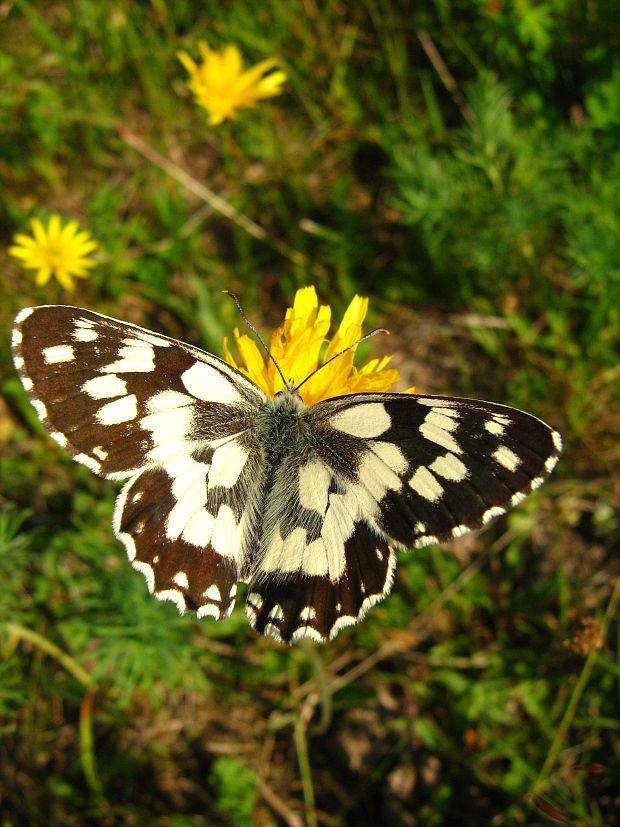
(245, 390), (561, 643)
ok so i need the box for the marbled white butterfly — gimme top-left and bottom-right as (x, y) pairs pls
(11, 305), (561, 643)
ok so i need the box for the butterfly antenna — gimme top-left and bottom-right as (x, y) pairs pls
(222, 291), (287, 387)
(294, 328), (390, 394)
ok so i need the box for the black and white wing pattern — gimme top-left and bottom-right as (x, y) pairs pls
(245, 392), (562, 643)
(12, 305), (562, 645)
(11, 305), (266, 621)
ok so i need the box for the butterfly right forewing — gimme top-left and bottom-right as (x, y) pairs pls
(12, 304), (268, 618)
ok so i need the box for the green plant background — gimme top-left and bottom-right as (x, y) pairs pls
(1, 2), (619, 825)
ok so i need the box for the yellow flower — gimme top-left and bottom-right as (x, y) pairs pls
(9, 214), (98, 292)
(177, 41), (286, 125)
(223, 286), (414, 406)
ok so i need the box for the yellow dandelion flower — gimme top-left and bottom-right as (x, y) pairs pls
(9, 214), (98, 292)
(223, 286), (414, 406)
(177, 41), (287, 125)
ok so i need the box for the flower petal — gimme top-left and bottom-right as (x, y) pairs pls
(222, 286), (407, 404)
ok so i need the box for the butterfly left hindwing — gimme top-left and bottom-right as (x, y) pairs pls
(12, 305), (561, 644)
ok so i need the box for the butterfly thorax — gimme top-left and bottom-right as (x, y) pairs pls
(254, 385), (310, 467)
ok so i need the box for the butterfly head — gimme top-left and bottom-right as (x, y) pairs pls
(274, 380), (301, 399)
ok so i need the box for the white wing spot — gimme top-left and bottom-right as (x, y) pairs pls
(415, 521), (426, 533)
(143, 397), (195, 464)
(493, 414), (512, 426)
(32, 399), (47, 420)
(11, 327), (22, 346)
(50, 431), (68, 448)
(43, 344), (75, 364)
(482, 506), (505, 524)
(92, 446), (108, 460)
(96, 394), (138, 425)
(173, 571), (189, 590)
(132, 560), (155, 592)
(292, 626), (326, 644)
(198, 604), (220, 619)
(74, 453), (102, 473)
(420, 411), (461, 454)
(417, 397), (457, 408)
(15, 307), (34, 323)
(182, 507), (216, 548)
(299, 606), (316, 622)
(164, 457), (209, 541)
(511, 491), (527, 507)
(297, 492), (357, 579)
(264, 623), (283, 643)
(137, 332), (171, 348)
(414, 534), (439, 548)
(261, 525), (304, 575)
(268, 604), (284, 621)
(13, 356), (24, 370)
(204, 584), (221, 601)
(146, 390), (193, 412)
(155, 589), (186, 613)
(211, 505), (243, 560)
(330, 403), (391, 438)
(485, 419), (504, 436)
(82, 374), (128, 399)
(429, 452), (469, 481)
(209, 440), (249, 488)
(181, 361), (243, 405)
(73, 326), (98, 342)
(552, 431), (562, 452)
(452, 524), (469, 538)
(22, 376), (33, 391)
(409, 466), (444, 502)
(358, 450), (403, 503)
(102, 344), (155, 373)
(298, 460), (331, 514)
(545, 455), (559, 474)
(371, 441), (408, 474)
(493, 446), (521, 472)
(247, 592), (263, 610)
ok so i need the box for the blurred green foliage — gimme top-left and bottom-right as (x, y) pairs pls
(1, 1), (619, 825)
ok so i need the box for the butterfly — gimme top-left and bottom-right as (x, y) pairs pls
(11, 304), (562, 643)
